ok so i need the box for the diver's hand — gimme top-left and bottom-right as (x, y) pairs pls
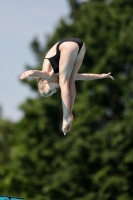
(101, 72), (114, 80)
(20, 70), (34, 80)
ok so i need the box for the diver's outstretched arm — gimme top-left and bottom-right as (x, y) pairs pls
(76, 72), (114, 81)
(20, 70), (50, 80)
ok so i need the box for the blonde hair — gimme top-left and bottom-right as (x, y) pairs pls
(35, 77), (49, 97)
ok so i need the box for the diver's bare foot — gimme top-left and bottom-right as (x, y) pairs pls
(62, 116), (73, 135)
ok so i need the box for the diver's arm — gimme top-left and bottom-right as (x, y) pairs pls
(20, 70), (50, 80)
(76, 72), (114, 81)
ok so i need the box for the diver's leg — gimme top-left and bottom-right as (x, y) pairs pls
(59, 42), (79, 134)
(69, 43), (86, 115)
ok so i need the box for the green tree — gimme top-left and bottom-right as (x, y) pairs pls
(0, 111), (17, 195)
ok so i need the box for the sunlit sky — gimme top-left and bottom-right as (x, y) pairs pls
(0, 0), (69, 121)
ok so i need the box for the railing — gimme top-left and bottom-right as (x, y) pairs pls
(0, 196), (24, 200)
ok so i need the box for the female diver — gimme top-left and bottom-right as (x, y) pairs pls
(20, 38), (114, 135)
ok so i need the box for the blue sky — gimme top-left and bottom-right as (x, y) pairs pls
(0, 0), (69, 121)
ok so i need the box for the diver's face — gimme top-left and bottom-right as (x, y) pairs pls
(44, 81), (59, 97)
